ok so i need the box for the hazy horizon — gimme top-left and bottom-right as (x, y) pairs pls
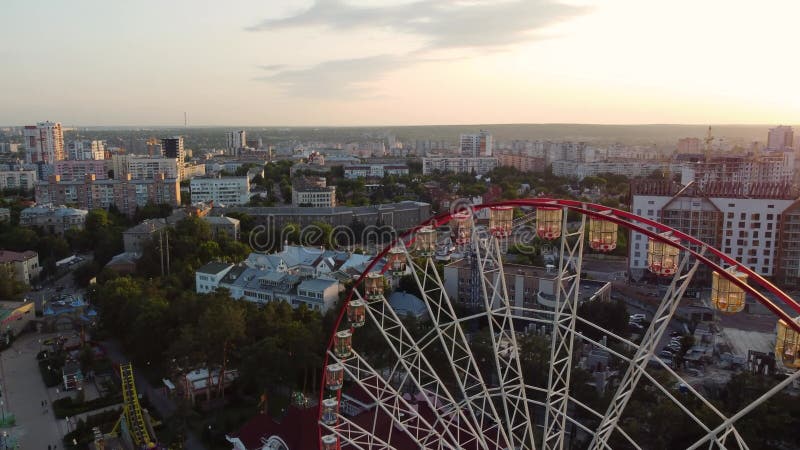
(3, 0), (799, 126)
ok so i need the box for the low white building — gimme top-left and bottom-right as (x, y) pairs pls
(195, 261), (235, 293)
(190, 176), (250, 206)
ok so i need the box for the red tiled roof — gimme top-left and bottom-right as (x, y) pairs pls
(230, 407), (318, 450)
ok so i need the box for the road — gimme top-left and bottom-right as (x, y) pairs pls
(0, 332), (65, 450)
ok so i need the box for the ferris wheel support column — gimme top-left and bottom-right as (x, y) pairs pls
(474, 234), (537, 449)
(542, 208), (586, 450)
(589, 247), (704, 450)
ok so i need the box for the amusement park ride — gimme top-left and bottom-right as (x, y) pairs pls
(317, 199), (800, 450)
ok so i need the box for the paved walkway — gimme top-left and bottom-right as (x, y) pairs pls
(0, 331), (64, 450)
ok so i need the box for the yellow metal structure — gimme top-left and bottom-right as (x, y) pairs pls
(119, 362), (154, 447)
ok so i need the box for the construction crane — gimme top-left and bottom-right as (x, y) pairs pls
(704, 126), (714, 163)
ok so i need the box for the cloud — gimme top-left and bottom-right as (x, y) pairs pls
(257, 54), (405, 99)
(249, 0), (587, 51)
(250, 0), (588, 97)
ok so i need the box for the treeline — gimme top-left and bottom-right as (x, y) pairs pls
(89, 276), (334, 398)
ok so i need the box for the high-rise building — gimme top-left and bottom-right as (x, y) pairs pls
(767, 125), (794, 150)
(67, 140), (105, 160)
(225, 130), (246, 155)
(161, 136), (185, 179)
(23, 121), (65, 164)
(460, 130), (493, 157)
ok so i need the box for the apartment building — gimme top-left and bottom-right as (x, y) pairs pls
(680, 152), (795, 190)
(111, 155), (179, 180)
(460, 130), (493, 157)
(495, 148), (547, 173)
(35, 173), (181, 217)
(629, 180), (796, 281)
(24, 121), (65, 164)
(190, 176), (250, 206)
(0, 250), (40, 285)
(0, 169), (38, 190)
(343, 164), (409, 179)
(422, 157), (498, 175)
(67, 140), (105, 160)
(54, 160), (108, 180)
(552, 160), (680, 180)
(19, 205), (88, 236)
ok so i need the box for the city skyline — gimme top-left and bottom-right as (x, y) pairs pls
(2, 0), (800, 126)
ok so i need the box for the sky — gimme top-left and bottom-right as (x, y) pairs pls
(2, 0), (799, 127)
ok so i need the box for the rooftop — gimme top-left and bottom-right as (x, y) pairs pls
(197, 261), (234, 275)
(0, 250), (37, 263)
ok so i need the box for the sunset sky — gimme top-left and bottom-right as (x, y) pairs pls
(2, 0), (799, 126)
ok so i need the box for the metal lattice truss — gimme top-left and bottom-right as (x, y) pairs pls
(543, 209), (586, 450)
(320, 201), (800, 450)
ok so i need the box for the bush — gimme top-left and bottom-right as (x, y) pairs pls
(53, 393), (123, 418)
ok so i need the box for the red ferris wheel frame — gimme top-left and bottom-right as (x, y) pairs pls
(318, 198), (800, 448)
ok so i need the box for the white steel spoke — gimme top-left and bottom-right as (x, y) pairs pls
(353, 289), (494, 450)
(406, 249), (514, 449)
(474, 233), (537, 449)
(589, 246), (704, 450)
(543, 208), (586, 450)
(334, 350), (456, 450)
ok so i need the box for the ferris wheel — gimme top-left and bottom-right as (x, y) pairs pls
(318, 199), (800, 450)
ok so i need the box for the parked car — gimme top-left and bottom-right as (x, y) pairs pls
(659, 350), (675, 358)
(630, 314), (646, 322)
(670, 331), (682, 337)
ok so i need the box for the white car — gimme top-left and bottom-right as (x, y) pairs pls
(630, 314), (646, 322)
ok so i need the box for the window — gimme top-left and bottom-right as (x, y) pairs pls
(767, 214), (774, 220)
(768, 204), (775, 209)
(727, 212), (734, 219)
(725, 239), (731, 246)
(738, 230), (747, 238)
(634, 252), (641, 258)
(763, 249), (771, 256)
(728, 203), (736, 207)
(647, 210), (654, 216)
(751, 213), (760, 220)
(766, 232), (772, 238)
(752, 240), (759, 247)
(740, 213), (746, 220)
(738, 222), (745, 228)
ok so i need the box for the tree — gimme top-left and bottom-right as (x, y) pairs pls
(197, 298), (246, 400)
